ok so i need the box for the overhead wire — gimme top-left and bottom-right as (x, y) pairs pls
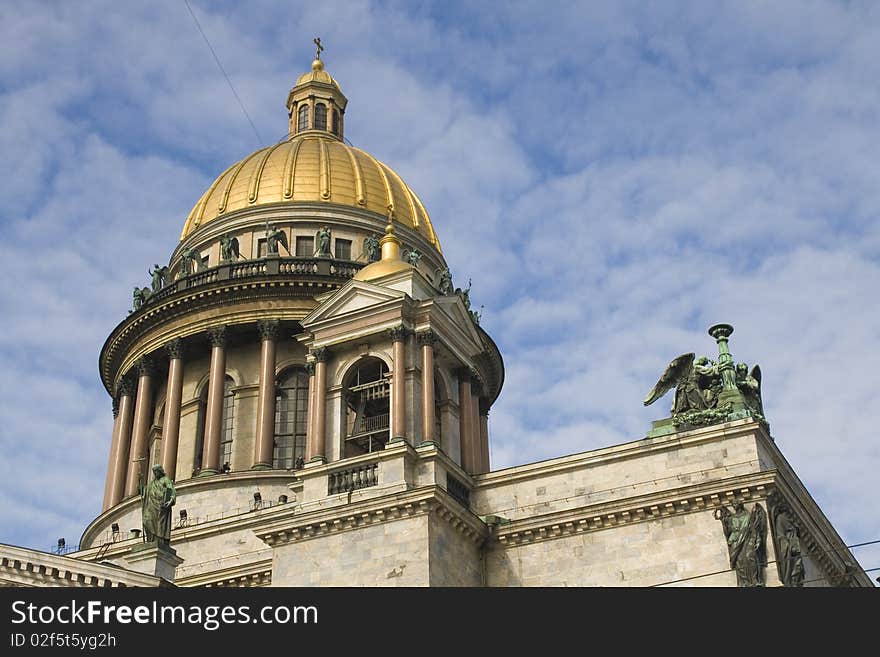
(183, 0), (263, 146)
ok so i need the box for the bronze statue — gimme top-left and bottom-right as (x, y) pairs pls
(769, 494), (805, 587)
(403, 248), (422, 266)
(362, 234), (380, 262)
(435, 267), (453, 294)
(315, 225), (331, 256)
(265, 223), (289, 255)
(132, 286), (151, 311)
(736, 362), (764, 416)
(220, 234), (240, 262)
(140, 464), (177, 545)
(644, 353), (721, 415)
(715, 501), (767, 587)
(180, 248), (204, 276)
(148, 264), (167, 293)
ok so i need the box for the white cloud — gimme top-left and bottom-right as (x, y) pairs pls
(0, 1), (877, 582)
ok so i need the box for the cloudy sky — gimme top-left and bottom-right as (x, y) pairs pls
(1, 1), (877, 580)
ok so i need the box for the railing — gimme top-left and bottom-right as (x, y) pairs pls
(446, 475), (471, 508)
(136, 257), (365, 310)
(350, 413), (389, 436)
(328, 463), (379, 495)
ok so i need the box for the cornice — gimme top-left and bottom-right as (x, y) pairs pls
(256, 486), (488, 548)
(493, 471), (776, 547)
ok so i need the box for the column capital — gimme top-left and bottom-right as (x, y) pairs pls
(164, 338), (184, 360)
(112, 396), (120, 418)
(456, 366), (471, 382)
(387, 324), (410, 343)
(207, 325), (228, 347)
(416, 329), (438, 347)
(137, 356), (154, 377)
(117, 375), (136, 397)
(257, 319), (282, 341)
(479, 398), (491, 415)
(310, 346), (328, 363)
(305, 362), (316, 376)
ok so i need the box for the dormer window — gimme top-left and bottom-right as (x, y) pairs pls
(297, 105), (309, 132)
(314, 103), (327, 131)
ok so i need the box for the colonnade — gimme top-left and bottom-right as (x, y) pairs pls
(101, 322), (490, 512)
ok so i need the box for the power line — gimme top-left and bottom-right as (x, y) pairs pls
(650, 538), (880, 587)
(183, 0), (263, 146)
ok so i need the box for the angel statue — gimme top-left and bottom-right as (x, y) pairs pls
(643, 353), (720, 415)
(180, 248), (204, 276)
(132, 286), (151, 311)
(220, 234), (240, 262)
(148, 264), (168, 293)
(315, 225), (331, 256)
(266, 223), (289, 255)
(362, 234), (381, 262)
(735, 362), (763, 416)
(435, 267), (453, 295)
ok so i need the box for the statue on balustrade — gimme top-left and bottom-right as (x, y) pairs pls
(266, 223), (289, 255)
(132, 286), (151, 311)
(148, 264), (168, 293)
(715, 500), (767, 587)
(140, 464), (177, 546)
(180, 248), (205, 277)
(362, 234), (381, 262)
(220, 234), (241, 262)
(315, 225), (331, 256)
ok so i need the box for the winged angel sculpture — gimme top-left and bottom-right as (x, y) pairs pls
(644, 351), (764, 425)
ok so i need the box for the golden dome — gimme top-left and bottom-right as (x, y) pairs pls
(181, 134), (440, 251)
(295, 58), (340, 88)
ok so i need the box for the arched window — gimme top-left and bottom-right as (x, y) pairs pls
(331, 109), (339, 136)
(194, 375), (235, 474)
(274, 368), (309, 469)
(297, 105), (309, 132)
(314, 103), (327, 131)
(344, 357), (390, 457)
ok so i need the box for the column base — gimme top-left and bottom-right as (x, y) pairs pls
(307, 456), (327, 466)
(251, 463), (272, 471)
(197, 468), (219, 477)
(387, 436), (407, 445)
(418, 439), (438, 448)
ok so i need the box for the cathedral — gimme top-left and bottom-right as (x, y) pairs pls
(0, 50), (870, 588)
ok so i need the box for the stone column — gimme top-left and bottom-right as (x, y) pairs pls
(305, 362), (316, 459)
(470, 378), (483, 474)
(103, 378), (134, 510)
(160, 339), (184, 481)
(253, 320), (280, 469)
(389, 326), (408, 441)
(125, 358), (154, 497)
(417, 330), (438, 445)
(309, 347), (328, 463)
(458, 369), (473, 473)
(200, 325), (227, 476)
(479, 401), (490, 475)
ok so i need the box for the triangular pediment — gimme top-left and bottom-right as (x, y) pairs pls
(303, 280), (407, 325)
(432, 295), (484, 346)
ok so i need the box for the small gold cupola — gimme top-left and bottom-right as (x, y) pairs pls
(354, 212), (414, 282)
(286, 38), (348, 140)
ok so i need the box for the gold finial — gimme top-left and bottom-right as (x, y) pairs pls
(313, 37), (324, 60)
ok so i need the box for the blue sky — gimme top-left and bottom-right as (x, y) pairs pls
(1, 1), (878, 580)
